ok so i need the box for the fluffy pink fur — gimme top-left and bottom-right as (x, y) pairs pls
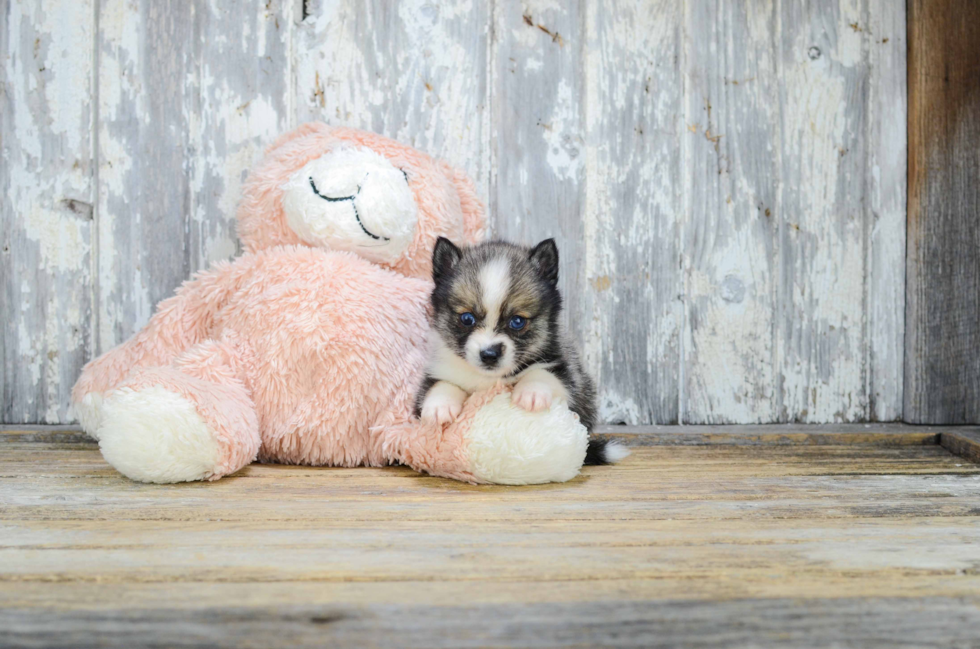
(72, 124), (486, 480)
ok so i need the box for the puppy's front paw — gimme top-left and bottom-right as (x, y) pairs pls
(422, 400), (463, 425)
(512, 381), (554, 413)
(420, 382), (467, 425)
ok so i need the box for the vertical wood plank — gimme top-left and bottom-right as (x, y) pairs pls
(582, 0), (682, 424)
(96, 0), (292, 353)
(775, 0), (871, 422)
(866, 0), (906, 421)
(682, 1), (777, 423)
(1, 0), (94, 423)
(905, 0), (980, 423)
(189, 1), (295, 269)
(490, 1), (582, 247)
(294, 0), (489, 199)
(96, 0), (195, 352)
(491, 1), (614, 413)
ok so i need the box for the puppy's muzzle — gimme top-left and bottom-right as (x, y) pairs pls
(479, 343), (504, 368)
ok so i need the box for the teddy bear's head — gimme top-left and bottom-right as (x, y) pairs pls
(236, 123), (485, 279)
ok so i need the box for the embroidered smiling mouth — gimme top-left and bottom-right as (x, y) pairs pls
(308, 177), (390, 242)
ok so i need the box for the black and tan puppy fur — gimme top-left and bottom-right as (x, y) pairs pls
(414, 237), (627, 465)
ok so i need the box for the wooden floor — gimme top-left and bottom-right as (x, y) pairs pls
(2, 428), (980, 647)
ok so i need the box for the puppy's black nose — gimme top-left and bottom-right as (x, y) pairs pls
(479, 343), (504, 366)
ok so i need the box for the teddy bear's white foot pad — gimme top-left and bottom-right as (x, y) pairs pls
(98, 386), (221, 484)
(465, 393), (589, 485)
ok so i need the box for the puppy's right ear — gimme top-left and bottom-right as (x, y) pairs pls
(529, 238), (559, 286)
(432, 237), (462, 282)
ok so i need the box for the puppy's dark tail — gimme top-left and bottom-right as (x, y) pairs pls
(584, 437), (631, 465)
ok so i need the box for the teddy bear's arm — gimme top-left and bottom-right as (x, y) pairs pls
(71, 257), (255, 435)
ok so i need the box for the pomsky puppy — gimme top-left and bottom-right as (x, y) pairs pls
(414, 237), (628, 465)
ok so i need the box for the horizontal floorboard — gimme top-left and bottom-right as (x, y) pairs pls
(4, 597), (980, 649)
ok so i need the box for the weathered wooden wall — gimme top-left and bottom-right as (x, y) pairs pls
(1, 0), (907, 425)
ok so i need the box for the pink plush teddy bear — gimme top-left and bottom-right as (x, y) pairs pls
(71, 124), (588, 485)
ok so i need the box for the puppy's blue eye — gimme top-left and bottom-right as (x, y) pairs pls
(459, 312), (476, 327)
(508, 315), (527, 331)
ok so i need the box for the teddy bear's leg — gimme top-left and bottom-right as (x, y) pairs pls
(72, 313), (199, 438)
(97, 335), (261, 484)
(383, 385), (589, 485)
(72, 261), (248, 438)
(381, 414), (478, 484)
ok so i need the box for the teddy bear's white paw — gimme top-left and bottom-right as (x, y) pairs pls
(72, 392), (105, 440)
(420, 382), (467, 425)
(512, 381), (554, 412)
(464, 393), (588, 485)
(98, 386), (221, 484)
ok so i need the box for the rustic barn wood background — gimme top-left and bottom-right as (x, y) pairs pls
(1, 0), (914, 425)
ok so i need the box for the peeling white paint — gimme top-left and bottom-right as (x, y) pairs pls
(581, 0), (682, 423)
(779, 23), (867, 422)
(598, 391), (643, 426)
(866, 1), (906, 421)
(20, 204), (89, 273)
(542, 79), (581, 181)
(833, 0), (865, 68)
(296, 0), (487, 200)
(97, 0), (145, 354)
(3, 0), (94, 423)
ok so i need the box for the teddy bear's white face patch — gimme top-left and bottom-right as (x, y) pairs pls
(280, 146), (418, 263)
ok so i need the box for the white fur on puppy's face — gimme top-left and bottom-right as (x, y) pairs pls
(280, 146), (418, 263)
(463, 258), (516, 376)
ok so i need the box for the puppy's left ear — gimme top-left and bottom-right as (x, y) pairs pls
(529, 238), (559, 285)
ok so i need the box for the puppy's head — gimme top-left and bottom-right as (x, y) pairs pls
(430, 237), (561, 377)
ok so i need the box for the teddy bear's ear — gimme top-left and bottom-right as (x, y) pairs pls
(438, 161), (486, 244)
